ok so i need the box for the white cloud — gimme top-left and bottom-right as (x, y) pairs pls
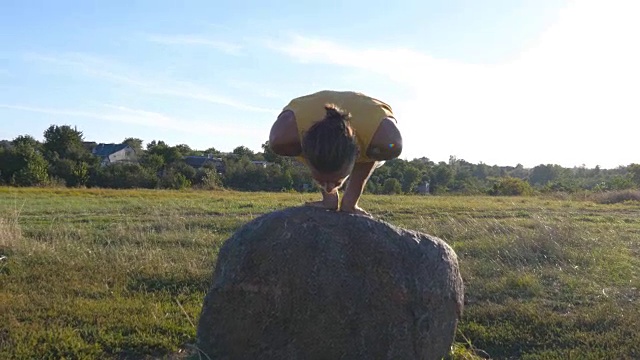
(156, 80), (279, 113)
(23, 52), (277, 114)
(226, 80), (288, 100)
(25, 53), (150, 88)
(0, 104), (264, 139)
(145, 34), (243, 55)
(268, 0), (640, 168)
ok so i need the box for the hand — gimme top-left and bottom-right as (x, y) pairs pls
(339, 162), (376, 217)
(304, 191), (339, 211)
(340, 204), (372, 217)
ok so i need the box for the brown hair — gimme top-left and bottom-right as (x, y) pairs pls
(302, 104), (357, 173)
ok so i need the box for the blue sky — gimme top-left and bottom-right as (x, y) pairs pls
(1, 0), (638, 169)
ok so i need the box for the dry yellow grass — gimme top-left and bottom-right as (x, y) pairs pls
(1, 187), (638, 359)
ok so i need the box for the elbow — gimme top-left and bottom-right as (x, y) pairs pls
(391, 141), (403, 158)
(367, 140), (402, 160)
(269, 136), (301, 157)
(368, 117), (403, 160)
(268, 137), (284, 156)
(268, 110), (301, 156)
(268, 125), (279, 149)
(390, 125), (403, 157)
(388, 126), (403, 158)
(382, 133), (404, 159)
(268, 127), (285, 155)
(385, 142), (403, 160)
(269, 141), (287, 156)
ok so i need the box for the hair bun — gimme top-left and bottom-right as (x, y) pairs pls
(324, 104), (351, 122)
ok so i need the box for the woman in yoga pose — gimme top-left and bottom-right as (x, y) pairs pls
(269, 90), (403, 215)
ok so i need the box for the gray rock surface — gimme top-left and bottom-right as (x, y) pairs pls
(196, 206), (464, 360)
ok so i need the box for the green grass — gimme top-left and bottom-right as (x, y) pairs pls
(1, 187), (639, 359)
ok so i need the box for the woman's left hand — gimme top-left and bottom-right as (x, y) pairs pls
(340, 205), (372, 217)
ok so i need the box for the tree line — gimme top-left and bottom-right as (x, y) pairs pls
(1, 124), (639, 195)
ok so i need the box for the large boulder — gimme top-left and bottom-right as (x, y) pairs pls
(196, 206), (464, 360)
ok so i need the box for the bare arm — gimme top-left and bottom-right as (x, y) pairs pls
(341, 117), (403, 214)
(269, 110), (302, 156)
(366, 117), (403, 160)
(340, 161), (377, 214)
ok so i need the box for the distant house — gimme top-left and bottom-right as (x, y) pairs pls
(92, 143), (137, 166)
(184, 154), (225, 174)
(416, 181), (430, 195)
(251, 160), (270, 168)
(82, 141), (98, 152)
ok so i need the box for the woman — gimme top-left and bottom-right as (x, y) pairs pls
(269, 90), (403, 215)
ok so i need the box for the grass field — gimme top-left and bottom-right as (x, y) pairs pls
(1, 187), (639, 359)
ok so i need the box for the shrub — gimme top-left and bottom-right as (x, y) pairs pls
(382, 178), (402, 195)
(194, 168), (223, 190)
(160, 171), (191, 190)
(91, 163), (158, 189)
(11, 154), (49, 187)
(591, 190), (640, 204)
(489, 177), (534, 196)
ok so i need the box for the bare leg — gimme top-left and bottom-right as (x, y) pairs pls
(340, 161), (377, 215)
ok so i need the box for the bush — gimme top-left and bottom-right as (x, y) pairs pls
(91, 163), (158, 189)
(365, 180), (379, 194)
(1, 143), (50, 186)
(194, 168), (223, 190)
(382, 178), (402, 195)
(542, 180), (580, 193)
(48, 159), (90, 187)
(169, 161), (197, 183)
(489, 177), (534, 196)
(160, 171), (191, 190)
(10, 152), (49, 187)
(591, 190), (640, 204)
(592, 176), (635, 191)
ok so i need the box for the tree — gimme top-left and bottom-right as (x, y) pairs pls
(146, 140), (183, 165)
(4, 142), (49, 186)
(233, 146), (255, 158)
(175, 144), (197, 156)
(401, 166), (421, 193)
(203, 147), (222, 156)
(49, 158), (91, 187)
(508, 163), (529, 179)
(12, 159), (48, 186)
(430, 162), (454, 194)
(261, 141), (286, 164)
(194, 168), (223, 190)
(365, 180), (379, 194)
(473, 162), (489, 180)
(42, 125), (85, 160)
(628, 163), (640, 187)
(168, 161), (197, 183)
(382, 178), (402, 195)
(71, 161), (90, 187)
(91, 163), (158, 189)
(123, 137), (144, 154)
(41, 125), (96, 187)
(0, 140), (11, 151)
(160, 172), (191, 190)
(12, 135), (41, 151)
(139, 153), (164, 173)
(529, 164), (564, 187)
(608, 175), (634, 190)
(489, 177), (534, 196)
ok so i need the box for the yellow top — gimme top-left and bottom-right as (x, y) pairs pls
(282, 90), (395, 163)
